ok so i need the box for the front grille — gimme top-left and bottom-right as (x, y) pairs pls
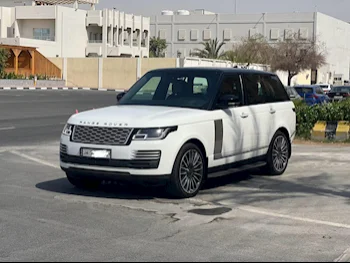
(132, 150), (161, 160)
(71, 125), (133, 146)
(60, 144), (67, 154)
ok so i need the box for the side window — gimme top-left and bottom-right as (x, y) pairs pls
(261, 75), (290, 102)
(131, 77), (161, 100)
(242, 74), (268, 105)
(193, 77), (209, 94)
(215, 74), (243, 108)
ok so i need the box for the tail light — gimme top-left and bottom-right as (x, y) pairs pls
(312, 94), (319, 99)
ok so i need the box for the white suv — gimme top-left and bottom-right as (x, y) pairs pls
(60, 68), (296, 198)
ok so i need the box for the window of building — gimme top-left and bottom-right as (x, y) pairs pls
(33, 28), (51, 40)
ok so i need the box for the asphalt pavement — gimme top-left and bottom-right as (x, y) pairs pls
(0, 90), (115, 146)
(1, 90), (350, 262)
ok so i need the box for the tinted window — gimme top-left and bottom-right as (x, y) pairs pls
(333, 86), (350, 93)
(215, 74), (243, 109)
(315, 87), (324, 95)
(295, 87), (313, 94)
(119, 70), (221, 110)
(242, 74), (289, 105)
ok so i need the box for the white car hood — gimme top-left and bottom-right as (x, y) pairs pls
(68, 105), (210, 127)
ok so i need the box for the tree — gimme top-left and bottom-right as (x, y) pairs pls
(0, 48), (9, 78)
(270, 33), (326, 86)
(225, 34), (272, 66)
(191, 38), (226, 59)
(149, 37), (167, 57)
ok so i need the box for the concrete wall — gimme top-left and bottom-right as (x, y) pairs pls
(103, 58), (137, 90)
(0, 7), (14, 39)
(48, 57), (177, 89)
(141, 58), (177, 75)
(66, 58), (99, 88)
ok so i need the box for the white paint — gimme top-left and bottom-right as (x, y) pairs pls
(10, 150), (60, 170)
(238, 205), (350, 229)
(98, 57), (103, 89)
(334, 248), (350, 262)
(0, 4), (150, 58)
(0, 126), (15, 131)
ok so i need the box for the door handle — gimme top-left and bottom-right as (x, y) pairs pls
(270, 108), (276, 114)
(240, 112), (249, 118)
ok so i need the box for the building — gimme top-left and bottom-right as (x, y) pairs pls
(0, 0), (150, 58)
(150, 10), (350, 84)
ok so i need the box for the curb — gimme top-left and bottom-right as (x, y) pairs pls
(311, 121), (350, 141)
(0, 87), (123, 92)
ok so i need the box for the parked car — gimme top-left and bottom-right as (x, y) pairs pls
(284, 86), (303, 101)
(315, 84), (333, 94)
(294, 85), (330, 105)
(327, 86), (350, 101)
(60, 68), (296, 198)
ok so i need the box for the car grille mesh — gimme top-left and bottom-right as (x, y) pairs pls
(71, 125), (133, 145)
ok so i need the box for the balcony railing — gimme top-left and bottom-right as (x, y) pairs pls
(33, 36), (55, 41)
(88, 40), (103, 44)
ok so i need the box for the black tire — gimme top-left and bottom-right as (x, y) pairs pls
(66, 173), (101, 190)
(263, 131), (291, 176)
(167, 143), (206, 199)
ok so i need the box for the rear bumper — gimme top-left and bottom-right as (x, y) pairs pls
(61, 166), (170, 184)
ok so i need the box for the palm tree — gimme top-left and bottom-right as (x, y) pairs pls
(191, 38), (226, 59)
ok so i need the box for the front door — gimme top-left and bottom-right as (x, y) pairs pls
(211, 74), (253, 164)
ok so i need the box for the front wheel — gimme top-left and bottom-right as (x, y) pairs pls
(263, 131), (290, 176)
(167, 143), (206, 198)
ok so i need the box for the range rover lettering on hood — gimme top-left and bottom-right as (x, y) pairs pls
(79, 120), (129, 127)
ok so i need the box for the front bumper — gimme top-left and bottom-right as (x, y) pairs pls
(60, 132), (179, 176)
(62, 166), (170, 184)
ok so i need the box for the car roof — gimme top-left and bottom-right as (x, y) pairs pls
(147, 67), (276, 76)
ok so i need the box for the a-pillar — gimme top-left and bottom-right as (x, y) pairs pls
(12, 49), (21, 75)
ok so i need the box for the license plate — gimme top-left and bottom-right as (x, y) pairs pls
(81, 148), (111, 159)
(334, 96), (343, 99)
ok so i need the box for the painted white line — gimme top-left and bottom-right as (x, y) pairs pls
(334, 247), (350, 262)
(3, 87), (10, 90)
(63, 87), (69, 90)
(0, 126), (15, 131)
(29, 87), (35, 90)
(73, 87), (78, 90)
(238, 205), (350, 229)
(52, 87), (58, 90)
(10, 150), (60, 170)
(83, 88), (90, 90)
(17, 87), (23, 90)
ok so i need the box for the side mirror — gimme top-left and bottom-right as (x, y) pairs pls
(116, 92), (126, 103)
(218, 94), (241, 108)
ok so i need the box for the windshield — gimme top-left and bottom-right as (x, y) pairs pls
(118, 70), (221, 110)
(332, 86), (350, 93)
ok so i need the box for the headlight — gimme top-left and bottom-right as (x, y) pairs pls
(133, 127), (177, 141)
(62, 124), (74, 136)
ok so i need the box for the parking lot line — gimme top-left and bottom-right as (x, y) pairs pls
(238, 205), (350, 230)
(0, 126), (15, 131)
(10, 150), (60, 170)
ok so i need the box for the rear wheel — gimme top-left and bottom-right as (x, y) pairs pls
(66, 173), (101, 190)
(167, 143), (206, 198)
(263, 131), (290, 176)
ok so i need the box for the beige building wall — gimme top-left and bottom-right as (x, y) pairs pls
(141, 58), (177, 76)
(67, 58), (99, 88)
(103, 58), (138, 90)
(295, 70), (312, 85)
(48, 57), (63, 71)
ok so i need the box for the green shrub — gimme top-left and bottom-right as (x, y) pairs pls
(295, 100), (350, 139)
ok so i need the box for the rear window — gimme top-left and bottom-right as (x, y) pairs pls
(315, 88), (324, 95)
(333, 86), (350, 93)
(295, 87), (313, 94)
